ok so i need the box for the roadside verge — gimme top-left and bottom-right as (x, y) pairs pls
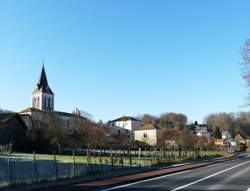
(3, 154), (237, 191)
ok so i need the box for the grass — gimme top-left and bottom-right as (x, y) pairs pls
(4, 150), (230, 166)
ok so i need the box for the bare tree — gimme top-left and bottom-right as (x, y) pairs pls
(241, 39), (250, 104)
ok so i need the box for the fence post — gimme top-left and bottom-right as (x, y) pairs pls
(7, 155), (11, 185)
(129, 148), (132, 167)
(72, 150), (75, 177)
(53, 151), (58, 180)
(111, 150), (114, 170)
(33, 151), (38, 183)
(144, 148), (147, 167)
(138, 147), (141, 159)
(99, 150), (103, 172)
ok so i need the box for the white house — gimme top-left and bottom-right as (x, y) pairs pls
(222, 131), (232, 140)
(194, 122), (211, 143)
(109, 116), (141, 136)
(134, 124), (161, 146)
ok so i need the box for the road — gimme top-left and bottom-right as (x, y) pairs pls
(98, 154), (250, 191)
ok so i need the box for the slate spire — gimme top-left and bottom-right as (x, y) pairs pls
(35, 64), (54, 95)
(37, 64), (48, 89)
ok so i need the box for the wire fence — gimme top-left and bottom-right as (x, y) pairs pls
(0, 147), (227, 189)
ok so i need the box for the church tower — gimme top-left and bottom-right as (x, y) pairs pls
(32, 65), (54, 111)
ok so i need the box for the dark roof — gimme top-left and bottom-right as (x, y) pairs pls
(34, 65), (54, 95)
(110, 116), (141, 122)
(0, 113), (17, 124)
(20, 107), (87, 119)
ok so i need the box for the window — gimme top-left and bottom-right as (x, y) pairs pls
(143, 132), (147, 138)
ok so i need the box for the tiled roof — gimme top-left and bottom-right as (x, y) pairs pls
(110, 116), (141, 122)
(136, 124), (160, 131)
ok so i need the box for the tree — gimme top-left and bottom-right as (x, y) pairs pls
(140, 114), (157, 125)
(74, 120), (108, 149)
(214, 127), (222, 139)
(235, 112), (250, 138)
(159, 113), (187, 129)
(241, 39), (250, 104)
(205, 112), (235, 137)
(176, 128), (196, 147)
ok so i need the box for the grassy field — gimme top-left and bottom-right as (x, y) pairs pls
(4, 149), (230, 166)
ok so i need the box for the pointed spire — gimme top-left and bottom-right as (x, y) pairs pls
(37, 64), (48, 88)
(35, 63), (54, 95)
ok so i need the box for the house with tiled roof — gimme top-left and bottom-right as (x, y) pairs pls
(134, 124), (161, 146)
(108, 116), (141, 137)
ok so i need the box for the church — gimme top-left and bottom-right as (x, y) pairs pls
(19, 65), (87, 130)
(0, 65), (86, 151)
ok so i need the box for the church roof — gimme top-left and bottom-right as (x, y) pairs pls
(19, 107), (87, 119)
(34, 65), (54, 95)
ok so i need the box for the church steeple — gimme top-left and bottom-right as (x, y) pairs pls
(37, 65), (48, 89)
(32, 64), (54, 111)
(36, 64), (54, 95)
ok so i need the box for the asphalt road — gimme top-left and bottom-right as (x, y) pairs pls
(98, 153), (250, 191)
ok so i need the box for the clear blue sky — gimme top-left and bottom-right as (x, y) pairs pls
(0, 0), (250, 123)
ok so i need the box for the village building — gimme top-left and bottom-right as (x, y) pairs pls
(235, 134), (246, 144)
(214, 139), (227, 147)
(221, 131), (232, 140)
(134, 124), (161, 146)
(108, 116), (141, 137)
(193, 122), (211, 143)
(0, 113), (27, 151)
(19, 65), (87, 131)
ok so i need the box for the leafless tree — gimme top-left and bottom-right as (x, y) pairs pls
(240, 39), (250, 105)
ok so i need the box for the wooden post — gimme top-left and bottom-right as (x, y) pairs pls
(99, 150), (103, 172)
(111, 150), (114, 170)
(72, 150), (75, 177)
(53, 151), (58, 180)
(138, 147), (141, 159)
(33, 151), (38, 182)
(129, 148), (132, 167)
(7, 155), (11, 185)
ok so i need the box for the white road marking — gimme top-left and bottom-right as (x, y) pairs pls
(99, 170), (191, 191)
(171, 160), (250, 191)
(99, 160), (234, 191)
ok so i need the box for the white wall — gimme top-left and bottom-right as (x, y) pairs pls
(134, 129), (159, 146)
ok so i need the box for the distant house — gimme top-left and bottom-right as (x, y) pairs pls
(235, 134), (246, 144)
(108, 116), (141, 136)
(0, 113), (27, 151)
(214, 139), (227, 147)
(222, 131), (232, 141)
(134, 124), (161, 146)
(193, 122), (211, 143)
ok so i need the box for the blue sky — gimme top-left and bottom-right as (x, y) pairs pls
(0, 0), (250, 123)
